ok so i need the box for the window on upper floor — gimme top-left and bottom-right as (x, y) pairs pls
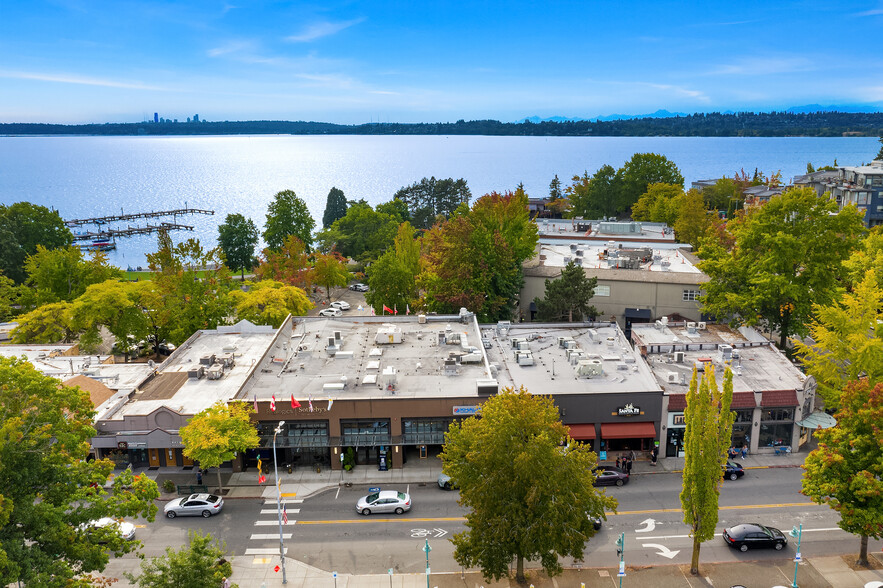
(594, 285), (611, 297)
(683, 289), (701, 301)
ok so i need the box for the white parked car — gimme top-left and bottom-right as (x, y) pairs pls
(318, 308), (342, 317)
(84, 517), (136, 541)
(330, 301), (350, 311)
(349, 283), (369, 292)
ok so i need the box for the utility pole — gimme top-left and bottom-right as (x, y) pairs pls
(273, 421), (287, 584)
(423, 538), (431, 588)
(615, 532), (625, 587)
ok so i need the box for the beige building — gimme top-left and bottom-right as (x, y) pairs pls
(521, 222), (709, 337)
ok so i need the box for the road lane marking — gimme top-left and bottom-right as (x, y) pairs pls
(255, 520), (297, 526)
(281, 492), (298, 498)
(261, 509), (300, 515)
(252, 557), (271, 564)
(245, 548), (288, 555)
(614, 502), (813, 515)
(251, 533), (293, 540)
(297, 517), (466, 525)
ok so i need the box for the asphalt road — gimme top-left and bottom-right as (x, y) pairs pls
(127, 468), (881, 575)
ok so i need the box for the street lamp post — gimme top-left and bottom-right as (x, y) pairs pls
(789, 524), (803, 588)
(273, 421), (287, 585)
(423, 539), (431, 588)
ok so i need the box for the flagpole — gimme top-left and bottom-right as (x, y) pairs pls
(273, 422), (287, 585)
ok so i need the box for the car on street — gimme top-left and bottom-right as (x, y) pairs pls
(83, 517), (136, 541)
(723, 523), (787, 552)
(437, 473), (456, 490)
(356, 490), (411, 515)
(592, 466), (629, 486)
(723, 461), (744, 480)
(164, 493), (224, 518)
(330, 301), (351, 311)
(318, 308), (342, 317)
(590, 515), (603, 530)
(349, 283), (369, 292)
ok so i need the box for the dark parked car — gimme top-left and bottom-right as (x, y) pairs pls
(723, 523), (787, 552)
(723, 461), (745, 480)
(592, 466), (629, 487)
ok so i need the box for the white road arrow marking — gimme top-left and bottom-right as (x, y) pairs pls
(434, 528), (448, 538)
(635, 518), (656, 533)
(642, 543), (680, 559)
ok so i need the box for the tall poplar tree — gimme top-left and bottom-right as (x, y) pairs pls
(322, 187), (348, 228)
(680, 365), (735, 575)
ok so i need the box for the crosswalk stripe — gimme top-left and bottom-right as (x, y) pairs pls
(260, 509), (300, 515)
(255, 520), (296, 526)
(250, 534), (293, 540)
(245, 548), (288, 555)
(262, 499), (302, 505)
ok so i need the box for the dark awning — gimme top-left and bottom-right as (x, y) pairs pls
(624, 308), (653, 319)
(601, 422), (656, 439)
(566, 424), (596, 440)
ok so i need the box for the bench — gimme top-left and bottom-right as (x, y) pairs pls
(176, 484), (208, 495)
(773, 446), (792, 456)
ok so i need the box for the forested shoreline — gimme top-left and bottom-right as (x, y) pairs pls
(3, 111), (883, 137)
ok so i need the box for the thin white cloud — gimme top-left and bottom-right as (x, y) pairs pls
(706, 57), (815, 76)
(0, 70), (164, 91)
(207, 40), (253, 57)
(640, 82), (710, 101)
(285, 18), (365, 43)
(852, 7), (883, 16)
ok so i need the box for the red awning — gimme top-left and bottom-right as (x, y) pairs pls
(601, 422), (656, 439)
(567, 424), (596, 440)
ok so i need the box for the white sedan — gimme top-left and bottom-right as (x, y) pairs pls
(318, 308), (342, 317)
(330, 301), (350, 311)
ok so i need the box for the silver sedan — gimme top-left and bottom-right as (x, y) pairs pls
(356, 490), (411, 515)
(164, 493), (224, 518)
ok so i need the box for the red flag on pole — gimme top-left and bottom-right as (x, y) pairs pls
(406, 304), (410, 315)
(270, 395), (276, 412)
(282, 504), (289, 525)
(253, 393), (258, 413)
(383, 305), (394, 314)
(394, 304), (398, 315)
(291, 394), (300, 408)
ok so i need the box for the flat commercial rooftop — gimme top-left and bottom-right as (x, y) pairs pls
(631, 322), (806, 394)
(536, 242), (703, 274)
(482, 322), (662, 395)
(114, 322), (276, 418)
(239, 315), (492, 402)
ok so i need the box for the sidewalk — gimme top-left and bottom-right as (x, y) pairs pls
(133, 452), (883, 587)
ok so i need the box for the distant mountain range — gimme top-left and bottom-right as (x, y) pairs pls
(518, 104), (883, 124)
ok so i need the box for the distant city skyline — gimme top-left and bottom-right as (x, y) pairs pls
(2, 1), (882, 124)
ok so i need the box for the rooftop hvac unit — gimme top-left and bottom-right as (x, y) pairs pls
(444, 358), (458, 376)
(674, 351), (685, 363)
(382, 365), (398, 387)
(418, 314), (427, 324)
(617, 363), (629, 371)
(655, 320), (665, 330)
(575, 248), (584, 256)
(188, 366), (205, 379)
(720, 344), (733, 361)
(661, 316), (669, 326)
(577, 359), (603, 377)
(334, 331), (342, 342)
(697, 321), (707, 330)
(570, 242), (578, 250)
(686, 322), (697, 334)
(515, 350), (534, 366)
(199, 354), (216, 366)
(517, 341), (529, 351)
(564, 256), (571, 264)
(476, 378), (499, 396)
(206, 364), (224, 380)
(667, 372), (678, 383)
(511, 337), (527, 349)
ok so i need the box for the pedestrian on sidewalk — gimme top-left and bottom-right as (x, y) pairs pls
(196, 469), (203, 485)
(221, 576), (230, 588)
(741, 445), (748, 460)
(625, 456), (633, 475)
(616, 456), (621, 469)
(650, 446), (658, 466)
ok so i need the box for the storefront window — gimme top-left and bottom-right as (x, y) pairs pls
(758, 407), (794, 447)
(341, 419), (391, 446)
(731, 409), (753, 447)
(403, 418), (454, 445)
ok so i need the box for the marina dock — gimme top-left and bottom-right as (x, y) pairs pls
(66, 207), (214, 252)
(64, 207), (214, 227)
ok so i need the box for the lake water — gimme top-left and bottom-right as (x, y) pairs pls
(0, 135), (877, 268)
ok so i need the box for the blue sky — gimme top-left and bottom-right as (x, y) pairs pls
(2, 1), (882, 124)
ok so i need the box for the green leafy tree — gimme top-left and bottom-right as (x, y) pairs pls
(146, 237), (234, 345)
(843, 225), (883, 291)
(566, 165), (618, 219)
(0, 202), (73, 284)
(630, 182), (684, 225)
(263, 190), (316, 252)
(11, 301), (75, 343)
(366, 222), (420, 314)
(21, 245), (121, 307)
(217, 213), (259, 279)
(312, 252), (350, 303)
(701, 178), (741, 212)
(375, 198), (410, 223)
(793, 270), (883, 409)
(0, 356), (160, 586)
(125, 530), (236, 588)
(69, 280), (147, 362)
(440, 386), (617, 583)
(179, 402), (260, 494)
(230, 280), (313, 326)
(322, 187), (348, 228)
(802, 379), (883, 567)
(680, 365), (735, 575)
(0, 275), (21, 322)
(699, 187), (865, 349)
(672, 189), (721, 249)
(255, 235), (313, 290)
(421, 191), (538, 322)
(534, 260), (597, 321)
(315, 200), (400, 262)
(615, 153), (684, 214)
(394, 177), (471, 229)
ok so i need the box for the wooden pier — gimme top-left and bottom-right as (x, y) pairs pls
(71, 222), (195, 241)
(64, 207), (214, 227)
